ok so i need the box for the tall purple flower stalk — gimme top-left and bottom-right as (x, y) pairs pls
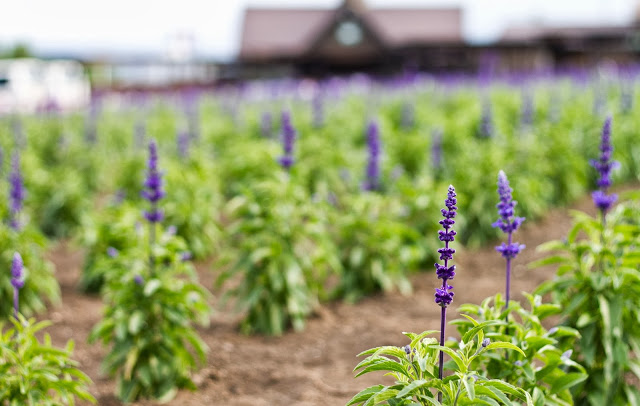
(492, 171), (525, 314)
(278, 111), (296, 171)
(362, 120), (381, 191)
(312, 93), (324, 128)
(478, 99), (494, 138)
(261, 111), (272, 138)
(177, 130), (189, 158)
(401, 101), (415, 130)
(590, 117), (619, 222)
(142, 140), (165, 272)
(434, 185), (457, 401)
(8, 152), (24, 231)
(11, 252), (24, 320)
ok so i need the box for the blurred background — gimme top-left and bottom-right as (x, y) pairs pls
(1, 0), (639, 112)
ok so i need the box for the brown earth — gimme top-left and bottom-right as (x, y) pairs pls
(42, 183), (638, 406)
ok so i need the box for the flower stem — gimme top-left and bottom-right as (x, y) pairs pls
(13, 288), (19, 320)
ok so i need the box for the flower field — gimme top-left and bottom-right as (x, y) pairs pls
(0, 70), (639, 405)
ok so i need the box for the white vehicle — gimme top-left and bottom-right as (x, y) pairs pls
(0, 58), (90, 114)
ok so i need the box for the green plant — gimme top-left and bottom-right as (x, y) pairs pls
(348, 324), (533, 406)
(217, 175), (340, 335)
(0, 315), (96, 405)
(453, 294), (587, 405)
(0, 223), (59, 319)
(89, 228), (211, 402)
(331, 192), (424, 302)
(533, 198), (640, 405)
(78, 201), (140, 294)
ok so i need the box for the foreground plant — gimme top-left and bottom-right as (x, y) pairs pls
(453, 294), (587, 405)
(451, 171), (586, 405)
(348, 324), (531, 405)
(348, 185), (532, 405)
(533, 198), (640, 405)
(90, 140), (211, 402)
(0, 253), (95, 405)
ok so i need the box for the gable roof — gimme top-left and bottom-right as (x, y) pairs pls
(239, 5), (463, 62)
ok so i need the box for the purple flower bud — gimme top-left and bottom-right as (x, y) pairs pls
(481, 338), (491, 347)
(514, 360), (523, 367)
(180, 251), (192, 262)
(107, 247), (119, 258)
(403, 344), (411, 355)
(495, 242), (526, 259)
(435, 284), (454, 307)
(134, 274), (144, 286)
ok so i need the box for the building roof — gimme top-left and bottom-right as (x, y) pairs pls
(501, 24), (635, 43)
(239, 4), (463, 61)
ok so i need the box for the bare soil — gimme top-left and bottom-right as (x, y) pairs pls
(41, 184), (638, 406)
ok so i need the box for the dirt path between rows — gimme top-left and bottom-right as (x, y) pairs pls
(42, 183), (638, 406)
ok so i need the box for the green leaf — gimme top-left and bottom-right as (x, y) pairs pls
(143, 279), (162, 297)
(346, 385), (386, 405)
(483, 342), (526, 357)
(549, 373), (588, 395)
(396, 380), (429, 397)
(128, 311), (145, 335)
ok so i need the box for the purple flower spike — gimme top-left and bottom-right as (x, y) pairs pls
(142, 139), (165, 224)
(492, 171), (525, 318)
(8, 152), (24, 231)
(434, 185), (458, 400)
(590, 117), (619, 216)
(11, 252), (24, 319)
(278, 111), (296, 171)
(362, 120), (381, 191)
(492, 171), (526, 235)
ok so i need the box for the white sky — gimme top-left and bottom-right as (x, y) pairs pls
(0, 0), (636, 61)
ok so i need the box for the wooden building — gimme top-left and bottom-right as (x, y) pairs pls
(234, 0), (640, 78)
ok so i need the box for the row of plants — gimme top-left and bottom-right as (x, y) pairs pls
(0, 72), (638, 403)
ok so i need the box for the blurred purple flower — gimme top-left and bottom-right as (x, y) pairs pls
(107, 247), (119, 258)
(134, 274), (145, 286)
(177, 130), (189, 158)
(362, 120), (381, 191)
(278, 111), (296, 171)
(590, 117), (619, 215)
(261, 111), (272, 138)
(8, 152), (24, 231)
(142, 139), (165, 223)
(11, 252), (24, 319)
